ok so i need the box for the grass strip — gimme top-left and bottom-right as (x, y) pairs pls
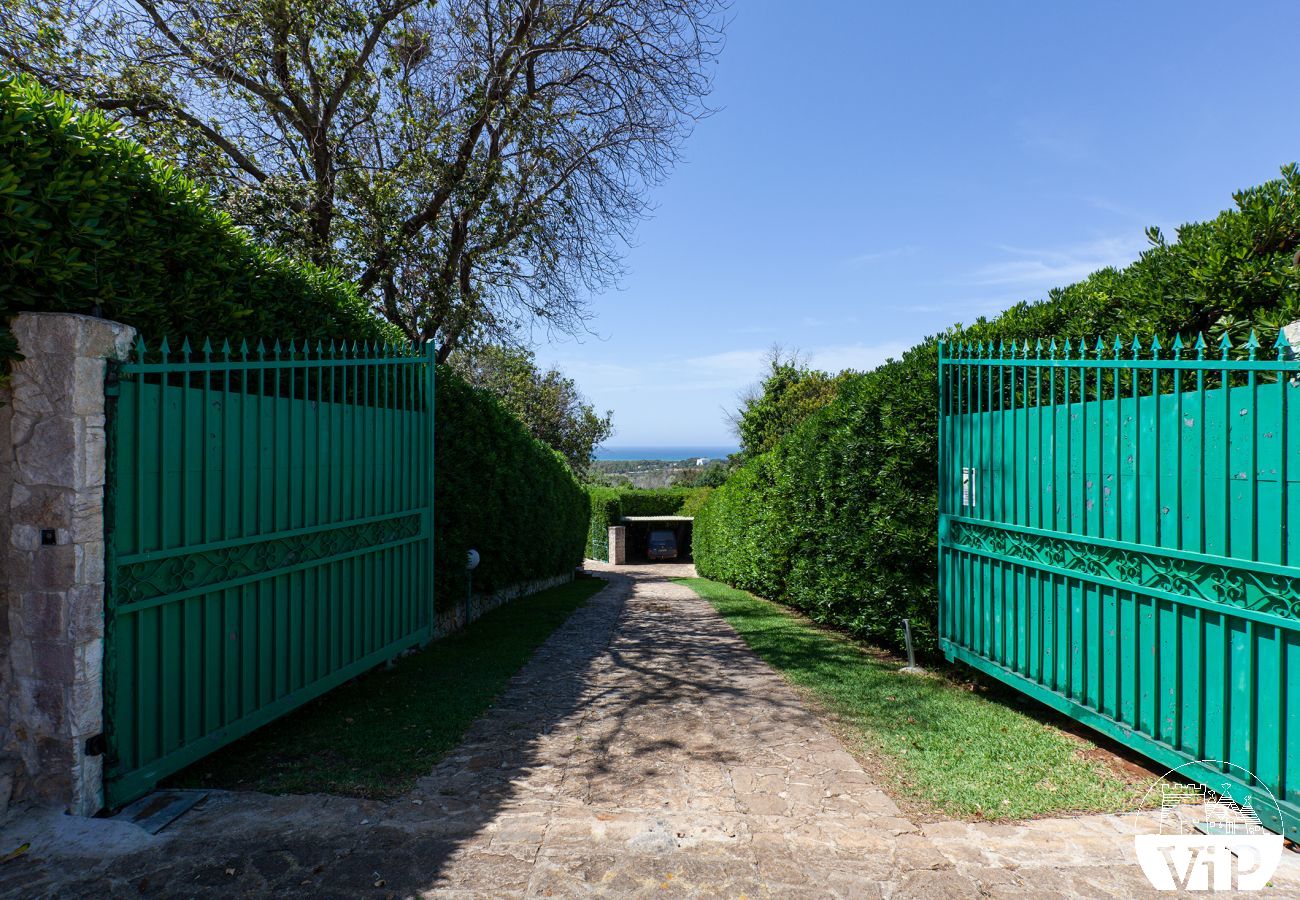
(676, 577), (1146, 821)
(170, 576), (606, 798)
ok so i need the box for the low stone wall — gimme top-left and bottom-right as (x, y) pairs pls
(432, 571), (576, 638)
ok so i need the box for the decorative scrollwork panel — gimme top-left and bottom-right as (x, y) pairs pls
(947, 520), (1300, 622)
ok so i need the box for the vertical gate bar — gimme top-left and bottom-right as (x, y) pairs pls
(173, 341), (189, 755)
(132, 338), (145, 555)
(343, 344), (353, 662)
(1064, 341), (1073, 535)
(1034, 342), (1042, 530)
(1130, 337), (1141, 542)
(1245, 338), (1261, 783)
(1153, 336), (1164, 548)
(153, 339), (171, 764)
(1196, 336), (1207, 553)
(965, 348), (974, 645)
(1279, 334), (1290, 564)
(159, 337), (171, 554)
(289, 342), (297, 532)
(1092, 338), (1102, 539)
(385, 350), (395, 642)
(1275, 335), (1290, 827)
(359, 345), (368, 524)
(1112, 337), (1121, 543)
(1050, 343), (1058, 533)
(1248, 333), (1259, 560)
(256, 342), (266, 534)
(399, 351), (409, 634)
(328, 343), (337, 524)
(1222, 335), (1233, 559)
(995, 345), (1003, 524)
(1090, 339), (1101, 704)
(1173, 336), (1183, 550)
(429, 342), (438, 635)
(938, 342), (947, 641)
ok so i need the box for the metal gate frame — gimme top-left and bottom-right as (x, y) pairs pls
(938, 335), (1300, 839)
(103, 338), (436, 806)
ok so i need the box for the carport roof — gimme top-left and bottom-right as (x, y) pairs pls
(620, 515), (694, 522)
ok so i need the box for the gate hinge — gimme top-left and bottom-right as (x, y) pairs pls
(84, 733), (107, 757)
(104, 362), (121, 397)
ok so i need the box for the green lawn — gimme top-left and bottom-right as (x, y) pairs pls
(675, 577), (1149, 821)
(170, 576), (605, 798)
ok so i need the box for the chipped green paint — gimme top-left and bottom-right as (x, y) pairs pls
(938, 332), (1300, 839)
(103, 338), (436, 807)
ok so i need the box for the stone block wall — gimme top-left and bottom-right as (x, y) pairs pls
(1, 313), (135, 816)
(432, 572), (576, 638)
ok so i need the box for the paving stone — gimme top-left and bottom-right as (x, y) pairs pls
(9, 561), (1300, 898)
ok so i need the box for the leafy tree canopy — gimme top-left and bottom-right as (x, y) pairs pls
(1, 0), (725, 360)
(732, 348), (855, 457)
(449, 343), (612, 472)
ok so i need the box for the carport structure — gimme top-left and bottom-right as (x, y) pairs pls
(616, 515), (694, 563)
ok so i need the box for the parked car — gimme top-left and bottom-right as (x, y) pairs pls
(646, 529), (678, 560)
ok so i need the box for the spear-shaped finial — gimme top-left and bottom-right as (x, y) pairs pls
(1245, 330), (1260, 360)
(1274, 328), (1292, 361)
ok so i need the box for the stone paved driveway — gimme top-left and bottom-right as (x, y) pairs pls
(4, 563), (1299, 897)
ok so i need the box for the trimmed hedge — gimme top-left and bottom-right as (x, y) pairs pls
(436, 367), (588, 604)
(0, 71), (391, 364)
(584, 486), (702, 560)
(695, 165), (1300, 656)
(1, 72), (586, 604)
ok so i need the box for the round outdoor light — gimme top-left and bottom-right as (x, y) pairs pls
(466, 549), (480, 570)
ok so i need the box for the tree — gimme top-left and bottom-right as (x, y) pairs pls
(731, 348), (853, 457)
(450, 344), (612, 471)
(1, 0), (725, 359)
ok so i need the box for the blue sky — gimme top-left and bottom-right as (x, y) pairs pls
(533, 0), (1300, 448)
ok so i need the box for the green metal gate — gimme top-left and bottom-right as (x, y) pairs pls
(938, 334), (1300, 839)
(103, 338), (435, 806)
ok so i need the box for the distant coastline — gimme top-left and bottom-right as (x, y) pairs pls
(594, 445), (739, 462)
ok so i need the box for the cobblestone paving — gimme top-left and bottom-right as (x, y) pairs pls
(4, 563), (1299, 897)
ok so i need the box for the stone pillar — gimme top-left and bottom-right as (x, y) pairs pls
(608, 525), (627, 565)
(3, 312), (135, 815)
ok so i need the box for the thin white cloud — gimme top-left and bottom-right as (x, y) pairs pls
(557, 340), (908, 400)
(968, 234), (1149, 288)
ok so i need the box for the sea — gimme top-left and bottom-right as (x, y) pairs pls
(594, 445), (739, 462)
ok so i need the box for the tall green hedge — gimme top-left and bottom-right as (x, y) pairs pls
(584, 486), (701, 560)
(695, 165), (1300, 655)
(1, 72), (586, 604)
(436, 367), (588, 603)
(0, 71), (391, 364)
